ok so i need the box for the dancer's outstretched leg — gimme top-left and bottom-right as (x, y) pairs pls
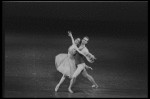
(55, 74), (66, 92)
(68, 64), (85, 93)
(82, 69), (98, 88)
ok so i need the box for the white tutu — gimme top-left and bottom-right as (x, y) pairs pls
(55, 53), (76, 78)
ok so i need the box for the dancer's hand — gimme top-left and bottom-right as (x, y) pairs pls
(88, 66), (93, 70)
(93, 56), (97, 60)
(68, 31), (72, 37)
(91, 54), (96, 60)
(86, 65), (93, 70)
(86, 54), (96, 63)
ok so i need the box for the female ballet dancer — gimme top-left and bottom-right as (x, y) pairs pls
(55, 31), (87, 92)
(68, 36), (99, 93)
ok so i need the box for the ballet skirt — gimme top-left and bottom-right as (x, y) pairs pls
(55, 45), (76, 78)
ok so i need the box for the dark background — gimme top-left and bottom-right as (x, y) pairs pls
(4, 1), (148, 98)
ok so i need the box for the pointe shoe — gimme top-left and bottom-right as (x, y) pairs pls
(95, 85), (99, 88)
(55, 85), (59, 92)
(68, 88), (73, 93)
(92, 84), (99, 88)
(92, 85), (95, 88)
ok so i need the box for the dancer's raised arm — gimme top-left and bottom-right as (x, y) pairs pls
(68, 31), (75, 45)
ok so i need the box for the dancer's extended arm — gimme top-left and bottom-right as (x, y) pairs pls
(68, 31), (75, 45)
(75, 46), (87, 57)
(82, 47), (96, 63)
(86, 53), (96, 60)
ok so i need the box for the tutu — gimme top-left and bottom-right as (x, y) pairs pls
(55, 53), (76, 78)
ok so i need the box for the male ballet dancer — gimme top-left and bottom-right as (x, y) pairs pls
(68, 36), (98, 93)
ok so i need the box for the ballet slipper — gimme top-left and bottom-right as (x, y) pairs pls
(55, 85), (59, 92)
(68, 88), (74, 93)
(92, 84), (99, 88)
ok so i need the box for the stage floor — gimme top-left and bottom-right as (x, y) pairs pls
(4, 71), (147, 98)
(4, 35), (148, 98)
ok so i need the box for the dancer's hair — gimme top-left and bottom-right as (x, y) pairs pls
(83, 36), (89, 41)
(75, 38), (81, 47)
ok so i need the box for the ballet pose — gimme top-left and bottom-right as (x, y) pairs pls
(55, 31), (87, 92)
(68, 36), (99, 93)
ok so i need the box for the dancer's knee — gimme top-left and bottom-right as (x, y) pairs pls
(62, 75), (66, 79)
(82, 69), (88, 78)
(78, 63), (85, 69)
(72, 71), (79, 78)
(83, 73), (91, 80)
(87, 74), (92, 79)
(72, 76), (76, 80)
(82, 72), (87, 78)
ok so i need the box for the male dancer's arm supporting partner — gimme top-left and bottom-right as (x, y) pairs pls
(68, 31), (96, 63)
(68, 31), (93, 70)
(68, 31), (88, 57)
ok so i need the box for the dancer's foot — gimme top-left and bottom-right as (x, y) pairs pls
(92, 84), (99, 88)
(68, 88), (73, 93)
(95, 85), (99, 88)
(55, 85), (59, 92)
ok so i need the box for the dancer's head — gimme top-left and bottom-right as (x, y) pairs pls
(81, 36), (89, 45)
(74, 38), (81, 45)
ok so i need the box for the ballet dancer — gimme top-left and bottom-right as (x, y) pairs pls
(55, 31), (87, 92)
(68, 36), (98, 93)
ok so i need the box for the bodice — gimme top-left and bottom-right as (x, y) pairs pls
(68, 45), (76, 58)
